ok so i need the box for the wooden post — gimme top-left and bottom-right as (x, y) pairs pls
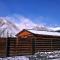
(6, 31), (8, 57)
(51, 39), (52, 51)
(32, 37), (35, 54)
(16, 36), (19, 56)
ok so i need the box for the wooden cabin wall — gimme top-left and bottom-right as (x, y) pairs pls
(16, 35), (60, 55)
(0, 34), (60, 57)
(0, 37), (16, 57)
(15, 37), (33, 56)
(0, 38), (6, 57)
(7, 37), (16, 56)
(34, 35), (60, 52)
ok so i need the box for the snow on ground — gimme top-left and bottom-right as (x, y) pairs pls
(0, 51), (60, 60)
(29, 51), (60, 60)
(0, 56), (29, 60)
(49, 58), (60, 60)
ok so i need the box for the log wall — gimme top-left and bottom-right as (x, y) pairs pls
(0, 35), (60, 57)
(0, 38), (6, 57)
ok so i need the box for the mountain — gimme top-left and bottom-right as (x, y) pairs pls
(0, 16), (60, 37)
(0, 17), (20, 37)
(0, 18), (48, 37)
(47, 27), (60, 32)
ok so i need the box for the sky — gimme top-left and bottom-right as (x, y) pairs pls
(0, 0), (60, 26)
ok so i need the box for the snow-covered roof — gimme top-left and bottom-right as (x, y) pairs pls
(27, 30), (60, 36)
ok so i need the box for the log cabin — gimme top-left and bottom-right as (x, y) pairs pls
(16, 29), (60, 55)
(0, 29), (60, 57)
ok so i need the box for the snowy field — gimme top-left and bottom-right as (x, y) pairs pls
(0, 57), (60, 60)
(0, 51), (60, 60)
(0, 56), (60, 60)
(0, 56), (29, 60)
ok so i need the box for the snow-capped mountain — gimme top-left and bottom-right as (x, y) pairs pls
(0, 17), (48, 37)
(48, 27), (60, 32)
(0, 16), (60, 37)
(0, 17), (20, 37)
